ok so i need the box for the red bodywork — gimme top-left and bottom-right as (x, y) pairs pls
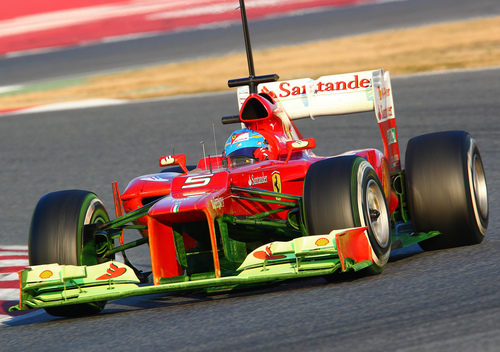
(119, 88), (399, 284)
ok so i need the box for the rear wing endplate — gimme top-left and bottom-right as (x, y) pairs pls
(237, 69), (401, 171)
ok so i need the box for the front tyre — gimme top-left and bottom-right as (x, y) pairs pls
(405, 131), (488, 250)
(29, 190), (111, 316)
(303, 156), (391, 273)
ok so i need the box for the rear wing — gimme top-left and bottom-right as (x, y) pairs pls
(236, 69), (401, 172)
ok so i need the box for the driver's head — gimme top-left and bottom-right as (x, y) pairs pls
(224, 128), (269, 168)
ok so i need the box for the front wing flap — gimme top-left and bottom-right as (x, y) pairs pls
(238, 227), (372, 271)
(10, 227), (373, 312)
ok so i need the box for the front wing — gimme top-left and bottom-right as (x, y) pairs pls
(10, 225), (439, 312)
(10, 227), (375, 312)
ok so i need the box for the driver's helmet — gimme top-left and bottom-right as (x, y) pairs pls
(224, 128), (269, 168)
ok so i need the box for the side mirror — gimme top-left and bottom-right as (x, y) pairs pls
(285, 138), (316, 163)
(159, 154), (189, 173)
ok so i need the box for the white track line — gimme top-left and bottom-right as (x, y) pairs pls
(0, 259), (28, 267)
(0, 272), (20, 281)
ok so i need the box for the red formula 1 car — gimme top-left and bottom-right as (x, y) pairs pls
(11, 1), (488, 317)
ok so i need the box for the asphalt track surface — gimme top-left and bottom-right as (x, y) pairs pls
(0, 67), (499, 351)
(1, 0), (500, 349)
(1, 0), (500, 85)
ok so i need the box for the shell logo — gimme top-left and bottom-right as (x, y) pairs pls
(315, 238), (329, 247)
(39, 270), (53, 279)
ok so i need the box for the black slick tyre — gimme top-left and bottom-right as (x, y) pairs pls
(303, 156), (391, 273)
(405, 131), (488, 250)
(29, 190), (111, 316)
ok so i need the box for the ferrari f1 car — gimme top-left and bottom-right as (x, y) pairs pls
(11, 0), (488, 317)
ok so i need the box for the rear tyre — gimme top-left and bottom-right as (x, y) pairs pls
(405, 131), (488, 250)
(303, 156), (391, 273)
(29, 190), (111, 316)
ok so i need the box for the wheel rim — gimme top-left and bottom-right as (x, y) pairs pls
(472, 154), (488, 220)
(365, 179), (390, 247)
(81, 198), (110, 265)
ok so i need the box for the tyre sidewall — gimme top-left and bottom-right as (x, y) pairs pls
(80, 195), (111, 265)
(355, 160), (391, 267)
(466, 139), (488, 238)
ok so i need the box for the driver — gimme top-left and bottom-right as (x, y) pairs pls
(224, 128), (273, 168)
